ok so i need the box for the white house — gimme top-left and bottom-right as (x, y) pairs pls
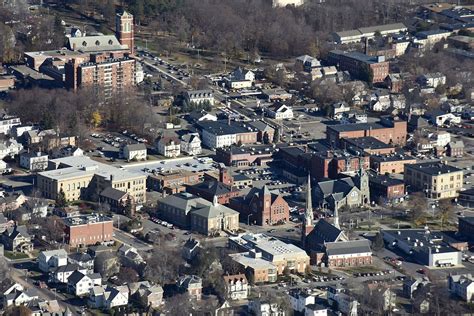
(426, 111), (461, 126)
(4, 289), (39, 307)
(225, 67), (255, 90)
(185, 90), (215, 106)
(290, 290), (315, 313)
(0, 139), (23, 159)
(0, 114), (21, 135)
(273, 0), (305, 7)
(51, 264), (87, 283)
(448, 274), (474, 303)
(19, 151), (48, 171)
(327, 286), (358, 316)
(428, 131), (451, 147)
(305, 304), (328, 316)
(89, 285), (129, 309)
(223, 274), (250, 301)
(68, 252), (95, 275)
(67, 271), (101, 296)
(156, 137), (180, 158)
(330, 102), (350, 119)
(266, 104), (294, 120)
(38, 249), (68, 273)
(121, 143), (147, 161)
(118, 244), (145, 267)
(418, 73), (446, 88)
(180, 133), (202, 156)
(248, 299), (286, 316)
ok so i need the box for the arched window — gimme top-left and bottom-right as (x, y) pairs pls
(95, 40), (100, 46)
(108, 40), (113, 45)
(82, 41), (87, 47)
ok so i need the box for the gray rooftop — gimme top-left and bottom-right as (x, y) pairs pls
(325, 239), (372, 256)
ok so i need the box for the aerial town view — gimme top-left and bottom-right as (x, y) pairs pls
(0, 0), (474, 315)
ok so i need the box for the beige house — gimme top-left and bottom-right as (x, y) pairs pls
(404, 162), (463, 200)
(37, 156), (146, 203)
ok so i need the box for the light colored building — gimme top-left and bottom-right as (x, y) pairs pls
(266, 104), (294, 120)
(19, 151), (48, 171)
(249, 299), (287, 316)
(180, 133), (202, 156)
(223, 274), (250, 301)
(0, 138), (23, 159)
(290, 290), (315, 314)
(415, 30), (452, 50)
(383, 229), (462, 267)
(333, 23), (407, 44)
(404, 162), (463, 200)
(448, 274), (474, 303)
(0, 114), (21, 135)
(177, 275), (202, 300)
(120, 143), (147, 161)
(305, 304), (328, 316)
(185, 90), (215, 106)
(38, 249), (68, 273)
(273, 0), (305, 7)
(37, 156), (146, 203)
(327, 286), (358, 316)
(418, 73), (446, 88)
(229, 233), (310, 276)
(224, 67), (255, 90)
(197, 120), (258, 149)
(156, 136), (180, 158)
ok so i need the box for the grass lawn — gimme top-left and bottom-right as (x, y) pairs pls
(338, 266), (382, 274)
(4, 251), (29, 260)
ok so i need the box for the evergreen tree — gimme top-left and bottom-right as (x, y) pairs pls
(371, 232), (385, 252)
(55, 188), (67, 207)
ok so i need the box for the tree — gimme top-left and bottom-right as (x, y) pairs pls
(91, 111), (102, 128)
(55, 188), (67, 207)
(95, 252), (120, 278)
(30, 216), (66, 243)
(144, 245), (184, 284)
(371, 232), (384, 252)
(408, 192), (427, 223)
(117, 266), (139, 284)
(438, 199), (453, 229)
(165, 293), (194, 316)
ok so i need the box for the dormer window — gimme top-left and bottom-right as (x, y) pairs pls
(108, 40), (113, 45)
(82, 41), (87, 47)
(95, 40), (100, 46)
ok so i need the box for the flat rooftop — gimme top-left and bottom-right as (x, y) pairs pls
(64, 214), (112, 227)
(39, 156), (145, 182)
(383, 229), (460, 254)
(371, 153), (417, 162)
(405, 162), (463, 176)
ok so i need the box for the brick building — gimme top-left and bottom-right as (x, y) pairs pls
(230, 186), (289, 226)
(310, 151), (369, 180)
(458, 217), (474, 242)
(147, 169), (202, 195)
(341, 136), (395, 155)
(64, 215), (113, 247)
(65, 53), (135, 97)
(368, 173), (405, 203)
(328, 50), (390, 83)
(186, 168), (240, 204)
(326, 116), (407, 146)
(215, 144), (276, 168)
(370, 153), (417, 174)
(116, 11), (134, 55)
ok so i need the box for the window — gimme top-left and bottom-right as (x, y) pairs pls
(82, 41), (87, 47)
(95, 40), (100, 46)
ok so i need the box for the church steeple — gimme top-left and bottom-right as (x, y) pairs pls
(302, 173), (314, 248)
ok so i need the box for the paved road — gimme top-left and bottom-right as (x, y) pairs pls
(141, 59), (188, 87)
(113, 228), (153, 251)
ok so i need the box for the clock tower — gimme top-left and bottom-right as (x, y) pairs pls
(116, 11), (134, 55)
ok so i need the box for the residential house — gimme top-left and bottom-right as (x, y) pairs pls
(68, 252), (94, 275)
(118, 244), (145, 268)
(289, 289), (316, 314)
(330, 102), (351, 119)
(448, 274), (474, 302)
(135, 283), (163, 308)
(370, 90), (391, 112)
(223, 274), (249, 301)
(0, 113), (21, 135)
(4, 288), (39, 307)
(2, 225), (33, 253)
(248, 299), (287, 316)
(51, 146), (84, 159)
(224, 67), (255, 90)
(327, 286), (358, 316)
(156, 136), (180, 158)
(67, 270), (101, 296)
(180, 133), (202, 156)
(295, 55), (321, 72)
(425, 110), (461, 126)
(177, 275), (202, 300)
(188, 110), (218, 123)
(51, 264), (86, 283)
(182, 238), (200, 261)
(24, 198), (48, 218)
(266, 104), (294, 120)
(88, 285), (129, 309)
(0, 192), (26, 213)
(120, 143), (147, 161)
(20, 151), (48, 171)
(418, 73), (446, 88)
(447, 140), (464, 157)
(305, 304), (328, 316)
(38, 249), (68, 273)
(0, 138), (23, 159)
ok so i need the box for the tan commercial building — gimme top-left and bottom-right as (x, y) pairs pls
(37, 156), (146, 204)
(404, 162), (463, 200)
(370, 154), (417, 174)
(229, 233), (310, 278)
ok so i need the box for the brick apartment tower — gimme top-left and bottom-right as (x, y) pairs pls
(116, 11), (134, 55)
(301, 174), (314, 249)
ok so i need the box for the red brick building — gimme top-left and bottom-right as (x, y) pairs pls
(370, 154), (417, 174)
(368, 174), (405, 203)
(230, 186), (289, 226)
(215, 145), (276, 168)
(328, 50), (389, 83)
(64, 215), (113, 247)
(116, 11), (135, 55)
(311, 151), (369, 180)
(326, 117), (407, 147)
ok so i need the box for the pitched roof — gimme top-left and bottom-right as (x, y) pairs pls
(325, 239), (372, 256)
(100, 187), (128, 201)
(67, 35), (126, 53)
(191, 203), (239, 219)
(67, 270), (87, 285)
(124, 143), (146, 151)
(68, 252), (93, 262)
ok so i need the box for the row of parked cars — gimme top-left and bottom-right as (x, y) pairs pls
(150, 217), (174, 229)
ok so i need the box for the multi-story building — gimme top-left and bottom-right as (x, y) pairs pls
(458, 217), (474, 241)
(64, 214), (113, 247)
(229, 233), (310, 276)
(147, 169), (202, 195)
(333, 23), (407, 44)
(328, 50), (390, 83)
(184, 90), (214, 106)
(65, 53), (136, 97)
(370, 153), (417, 174)
(230, 186), (289, 226)
(326, 116), (407, 146)
(0, 114), (21, 135)
(223, 274), (250, 301)
(415, 30), (452, 50)
(37, 156), (146, 203)
(116, 11), (134, 55)
(157, 192), (239, 236)
(215, 144), (276, 168)
(368, 173), (405, 203)
(448, 274), (474, 303)
(265, 104), (294, 120)
(197, 120), (258, 149)
(155, 136), (180, 158)
(341, 136), (395, 155)
(180, 133), (202, 156)
(404, 162), (463, 199)
(272, 0), (304, 7)
(19, 151), (48, 171)
(120, 143), (147, 161)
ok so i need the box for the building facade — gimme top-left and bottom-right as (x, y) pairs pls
(64, 215), (113, 247)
